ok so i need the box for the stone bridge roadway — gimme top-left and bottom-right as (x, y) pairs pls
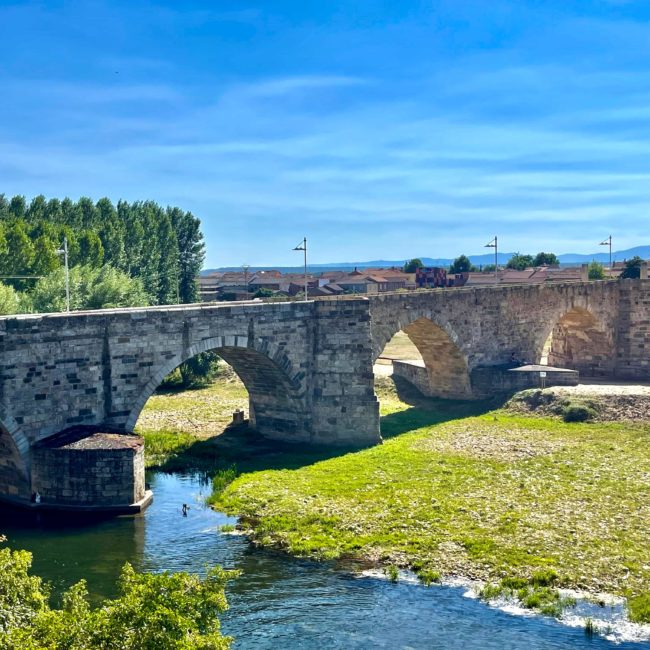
(0, 279), (648, 504)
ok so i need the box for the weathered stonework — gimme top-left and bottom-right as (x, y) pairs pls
(0, 279), (647, 507)
(31, 430), (145, 508)
(369, 280), (647, 398)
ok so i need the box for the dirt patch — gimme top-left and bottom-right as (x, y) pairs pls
(507, 385), (650, 422)
(417, 422), (567, 460)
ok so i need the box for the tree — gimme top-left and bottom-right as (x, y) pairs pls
(533, 252), (559, 267)
(77, 230), (105, 267)
(31, 235), (60, 276)
(0, 221), (35, 280)
(403, 258), (423, 273)
(0, 282), (21, 315)
(253, 287), (275, 298)
(96, 197), (126, 271)
(449, 255), (475, 274)
(26, 195), (47, 222)
(506, 253), (534, 270)
(169, 207), (205, 303)
(620, 256), (644, 280)
(588, 261), (605, 280)
(30, 265), (149, 313)
(0, 544), (238, 648)
(9, 195), (26, 219)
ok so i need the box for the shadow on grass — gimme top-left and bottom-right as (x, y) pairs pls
(379, 376), (507, 440)
(150, 376), (507, 477)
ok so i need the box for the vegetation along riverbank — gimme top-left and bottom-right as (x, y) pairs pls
(138, 370), (650, 625)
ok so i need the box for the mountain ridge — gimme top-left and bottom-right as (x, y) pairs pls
(202, 245), (650, 275)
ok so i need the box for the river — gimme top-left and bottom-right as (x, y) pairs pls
(2, 471), (649, 649)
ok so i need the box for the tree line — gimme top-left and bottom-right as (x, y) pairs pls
(0, 194), (205, 313)
(404, 253), (644, 279)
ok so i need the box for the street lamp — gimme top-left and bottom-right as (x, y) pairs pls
(242, 264), (250, 299)
(599, 235), (612, 273)
(485, 236), (498, 282)
(55, 236), (70, 312)
(293, 237), (308, 301)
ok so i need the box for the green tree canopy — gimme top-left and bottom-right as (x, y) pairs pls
(0, 544), (238, 649)
(0, 194), (205, 307)
(30, 265), (149, 313)
(449, 255), (475, 274)
(403, 258), (424, 273)
(0, 282), (21, 315)
(506, 253), (534, 271)
(588, 260), (605, 280)
(532, 252), (559, 267)
(620, 256), (644, 279)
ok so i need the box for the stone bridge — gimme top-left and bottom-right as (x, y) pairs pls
(0, 279), (648, 507)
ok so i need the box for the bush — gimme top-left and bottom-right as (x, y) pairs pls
(628, 593), (650, 623)
(0, 544), (238, 648)
(0, 282), (21, 315)
(561, 402), (597, 422)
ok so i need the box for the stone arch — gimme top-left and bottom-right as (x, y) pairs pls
(540, 307), (615, 376)
(0, 418), (30, 501)
(124, 335), (310, 441)
(377, 316), (472, 399)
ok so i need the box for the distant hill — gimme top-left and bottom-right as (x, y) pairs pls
(202, 245), (650, 275)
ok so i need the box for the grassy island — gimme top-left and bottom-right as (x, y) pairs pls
(138, 373), (650, 623)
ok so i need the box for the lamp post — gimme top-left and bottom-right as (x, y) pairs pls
(242, 264), (250, 299)
(293, 237), (308, 301)
(485, 236), (498, 282)
(599, 235), (612, 273)
(56, 236), (70, 312)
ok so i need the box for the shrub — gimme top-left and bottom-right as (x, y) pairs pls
(384, 565), (399, 582)
(418, 568), (441, 586)
(628, 593), (650, 623)
(562, 402), (597, 422)
(0, 545), (238, 648)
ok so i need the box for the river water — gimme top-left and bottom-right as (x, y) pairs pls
(2, 471), (649, 649)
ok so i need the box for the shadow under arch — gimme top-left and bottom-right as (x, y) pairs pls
(0, 420), (30, 500)
(540, 307), (615, 376)
(378, 317), (472, 399)
(125, 335), (310, 442)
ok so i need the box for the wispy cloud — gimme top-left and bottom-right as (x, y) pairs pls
(1, 1), (649, 265)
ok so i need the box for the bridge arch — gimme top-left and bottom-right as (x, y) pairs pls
(376, 316), (472, 399)
(0, 417), (30, 500)
(125, 335), (309, 441)
(539, 307), (615, 376)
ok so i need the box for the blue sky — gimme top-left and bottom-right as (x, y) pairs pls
(1, 1), (649, 267)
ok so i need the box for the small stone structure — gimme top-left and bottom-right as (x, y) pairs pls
(393, 360), (579, 398)
(30, 429), (148, 512)
(0, 279), (647, 508)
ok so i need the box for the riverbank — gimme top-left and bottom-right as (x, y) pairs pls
(137, 374), (650, 625)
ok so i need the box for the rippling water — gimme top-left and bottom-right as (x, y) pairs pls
(2, 472), (649, 649)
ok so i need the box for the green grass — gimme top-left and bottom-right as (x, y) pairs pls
(137, 373), (650, 622)
(212, 378), (650, 617)
(628, 593), (650, 624)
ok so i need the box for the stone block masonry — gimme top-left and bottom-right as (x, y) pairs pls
(31, 429), (145, 508)
(0, 279), (647, 509)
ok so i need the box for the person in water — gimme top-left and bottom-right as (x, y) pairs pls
(182, 503), (189, 516)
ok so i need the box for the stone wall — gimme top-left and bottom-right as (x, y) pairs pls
(0, 428), (29, 499)
(310, 299), (380, 446)
(393, 360), (579, 398)
(368, 280), (650, 397)
(0, 280), (648, 505)
(31, 431), (145, 507)
(616, 280), (650, 378)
